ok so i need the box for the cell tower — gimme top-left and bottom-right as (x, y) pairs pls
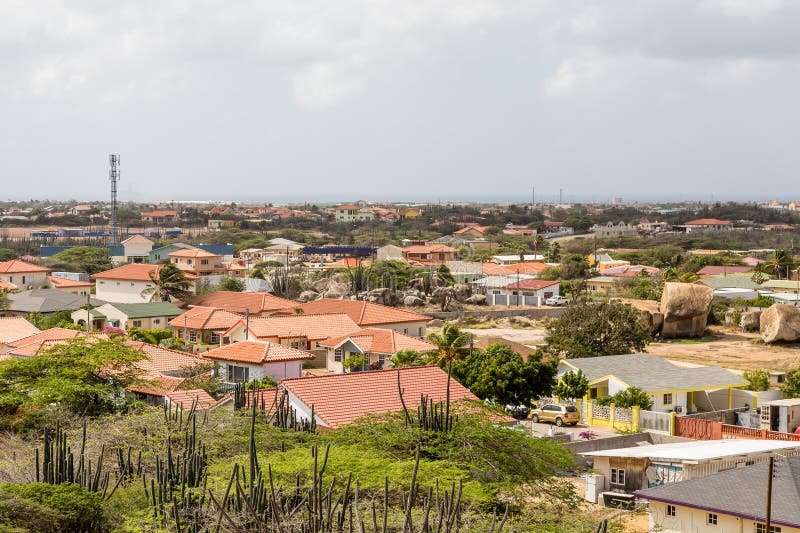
(109, 154), (121, 245)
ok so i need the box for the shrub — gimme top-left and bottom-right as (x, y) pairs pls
(0, 483), (105, 531)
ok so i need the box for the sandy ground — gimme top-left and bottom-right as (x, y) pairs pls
(460, 327), (546, 346)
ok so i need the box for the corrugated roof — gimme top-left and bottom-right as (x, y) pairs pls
(581, 439), (800, 461)
(280, 365), (478, 429)
(697, 274), (761, 290)
(280, 299), (431, 326)
(560, 353), (747, 393)
(203, 340), (314, 364)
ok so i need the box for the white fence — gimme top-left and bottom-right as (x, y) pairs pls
(487, 294), (542, 306)
(640, 410), (671, 434)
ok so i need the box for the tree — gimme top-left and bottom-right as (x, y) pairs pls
(427, 323), (473, 428)
(127, 327), (174, 345)
(217, 276), (245, 292)
(549, 242), (561, 262)
(545, 301), (651, 358)
(342, 353), (368, 372)
(608, 386), (653, 410)
(48, 247), (112, 275)
(765, 249), (795, 279)
(560, 254), (589, 280)
(553, 370), (589, 401)
(0, 290), (8, 311)
(141, 263), (192, 302)
(0, 337), (145, 421)
(452, 344), (556, 406)
(743, 370), (770, 392)
(391, 349), (431, 367)
(782, 368), (800, 398)
(436, 264), (455, 286)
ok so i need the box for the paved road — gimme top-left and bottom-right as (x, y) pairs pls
(519, 419), (620, 440)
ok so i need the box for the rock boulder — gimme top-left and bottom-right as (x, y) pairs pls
(465, 294), (486, 306)
(740, 310), (762, 332)
(403, 295), (425, 307)
(659, 282), (714, 338)
(760, 304), (800, 343)
(298, 290), (319, 303)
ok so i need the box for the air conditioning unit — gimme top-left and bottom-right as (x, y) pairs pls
(674, 406), (683, 413)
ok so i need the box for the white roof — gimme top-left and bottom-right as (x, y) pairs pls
(581, 439), (800, 464)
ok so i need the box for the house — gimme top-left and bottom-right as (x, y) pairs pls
(202, 340), (313, 383)
(148, 243), (206, 264)
(636, 456), (800, 533)
(0, 328), (102, 358)
(48, 275), (94, 296)
(168, 306), (243, 347)
(73, 302), (183, 332)
(276, 299), (432, 337)
(697, 274), (762, 299)
(491, 254), (545, 265)
(485, 279), (559, 306)
(681, 218), (732, 232)
(453, 226), (489, 239)
(0, 259), (52, 289)
(124, 340), (208, 404)
(397, 207), (423, 220)
(0, 317), (40, 346)
(401, 244), (458, 265)
(696, 265), (752, 276)
(763, 280), (800, 294)
(501, 262), (549, 276)
(141, 210), (179, 224)
(169, 249), (225, 276)
(119, 235), (155, 263)
(334, 204), (374, 223)
(320, 328), (437, 373)
(557, 353), (748, 413)
(3, 289), (104, 317)
(222, 313), (361, 366)
(586, 276), (618, 295)
(581, 439), (800, 502)
(278, 365), (479, 430)
(443, 261), (484, 284)
(69, 204), (94, 216)
(93, 263), (195, 304)
(600, 265), (661, 277)
(185, 291), (297, 316)
(590, 221), (638, 238)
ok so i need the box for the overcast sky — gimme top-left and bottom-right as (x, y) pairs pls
(2, 0), (799, 204)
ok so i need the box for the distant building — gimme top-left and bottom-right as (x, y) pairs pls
(590, 221), (638, 238)
(141, 210), (179, 223)
(334, 204), (374, 223)
(680, 219), (732, 232)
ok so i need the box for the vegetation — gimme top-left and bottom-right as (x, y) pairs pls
(553, 370), (589, 401)
(428, 323), (473, 431)
(596, 387), (654, 410)
(26, 310), (82, 330)
(141, 262), (192, 302)
(391, 349), (432, 367)
(743, 369), (771, 392)
(545, 301), (651, 358)
(216, 276), (246, 292)
(782, 368), (800, 398)
(48, 246), (113, 274)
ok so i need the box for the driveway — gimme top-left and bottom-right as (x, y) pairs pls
(519, 419), (621, 440)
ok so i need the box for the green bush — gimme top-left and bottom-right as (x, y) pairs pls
(0, 482), (105, 531)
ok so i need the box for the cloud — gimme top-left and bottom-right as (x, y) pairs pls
(699, 0), (784, 20)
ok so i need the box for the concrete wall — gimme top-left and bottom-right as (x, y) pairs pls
(217, 360), (303, 382)
(96, 279), (155, 303)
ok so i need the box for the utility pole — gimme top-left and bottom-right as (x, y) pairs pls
(766, 455), (774, 532)
(86, 293), (92, 332)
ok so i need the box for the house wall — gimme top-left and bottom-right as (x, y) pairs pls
(216, 360), (303, 382)
(52, 285), (92, 297)
(651, 391), (689, 413)
(285, 388), (327, 428)
(94, 305), (172, 331)
(647, 502), (799, 533)
(375, 321), (428, 338)
(124, 241), (154, 262)
(95, 279), (156, 303)
(0, 271), (49, 289)
(325, 344), (391, 374)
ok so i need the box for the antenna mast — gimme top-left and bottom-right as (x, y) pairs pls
(109, 154), (121, 245)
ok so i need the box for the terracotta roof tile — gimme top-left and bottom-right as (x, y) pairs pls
(125, 341), (206, 376)
(203, 341), (314, 364)
(501, 262), (548, 275)
(279, 299), (431, 326)
(684, 218), (731, 225)
(696, 265), (752, 276)
(233, 313), (361, 341)
(0, 259), (52, 274)
(169, 249), (220, 258)
(165, 389), (217, 410)
(187, 291), (297, 314)
(48, 276), (94, 288)
(320, 328), (436, 355)
(482, 263), (508, 276)
(0, 317), (40, 344)
(168, 306), (243, 330)
(280, 366), (477, 429)
(504, 279), (560, 290)
(92, 263), (162, 282)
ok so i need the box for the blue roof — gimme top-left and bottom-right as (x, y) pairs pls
(39, 245), (122, 258)
(198, 244), (234, 256)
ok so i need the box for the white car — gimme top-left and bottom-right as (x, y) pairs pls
(545, 296), (569, 306)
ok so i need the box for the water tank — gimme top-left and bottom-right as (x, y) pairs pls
(585, 474), (604, 504)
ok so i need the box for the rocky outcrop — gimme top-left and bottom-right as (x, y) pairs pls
(365, 288), (398, 307)
(403, 295), (425, 307)
(615, 298), (663, 335)
(298, 290), (319, 303)
(659, 282), (714, 338)
(465, 294), (486, 305)
(740, 310), (762, 332)
(760, 304), (800, 343)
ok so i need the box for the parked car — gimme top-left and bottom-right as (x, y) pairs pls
(545, 296), (569, 306)
(505, 405), (531, 420)
(530, 404), (580, 426)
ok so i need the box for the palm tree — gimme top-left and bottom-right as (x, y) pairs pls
(426, 323), (472, 430)
(141, 263), (192, 302)
(533, 234), (546, 260)
(765, 250), (795, 279)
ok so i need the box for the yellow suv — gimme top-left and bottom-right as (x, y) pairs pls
(530, 404), (580, 426)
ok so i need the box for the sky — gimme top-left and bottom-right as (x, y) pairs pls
(1, 0), (799, 204)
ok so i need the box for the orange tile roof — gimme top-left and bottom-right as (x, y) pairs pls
(4, 329), (108, 357)
(232, 313), (361, 341)
(187, 291), (297, 314)
(501, 262), (548, 275)
(92, 263), (161, 282)
(482, 263), (508, 276)
(125, 341), (206, 376)
(165, 389), (217, 410)
(280, 366), (477, 429)
(0, 279), (18, 290)
(684, 218), (731, 225)
(168, 306), (243, 331)
(320, 328), (437, 355)
(403, 244), (458, 254)
(128, 375), (187, 396)
(327, 257), (361, 268)
(0, 259), (52, 274)
(169, 249), (221, 258)
(203, 341), (314, 365)
(472, 336), (539, 360)
(336, 204), (361, 210)
(279, 299), (431, 326)
(453, 226), (489, 235)
(48, 276), (94, 288)
(0, 317), (40, 344)
(141, 210), (178, 217)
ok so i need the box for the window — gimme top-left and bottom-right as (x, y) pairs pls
(707, 513), (717, 525)
(210, 332), (219, 344)
(153, 319), (160, 325)
(756, 524), (782, 533)
(132, 320), (142, 327)
(666, 505), (676, 517)
(290, 340), (305, 349)
(418, 327), (423, 337)
(189, 330), (197, 343)
(403, 328), (408, 334)
(201, 259), (208, 265)
(663, 393), (673, 405)
(187, 259), (193, 265)
(227, 365), (249, 382)
(21, 275), (26, 284)
(334, 348), (343, 362)
(610, 468), (625, 486)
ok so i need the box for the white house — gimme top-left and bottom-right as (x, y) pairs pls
(72, 302), (182, 331)
(0, 260), (52, 289)
(481, 279), (559, 306)
(92, 263), (195, 303)
(319, 328), (437, 373)
(116, 235), (155, 264)
(202, 340), (313, 382)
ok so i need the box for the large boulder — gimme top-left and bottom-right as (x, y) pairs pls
(452, 284), (472, 301)
(323, 282), (349, 299)
(403, 295), (425, 307)
(367, 287), (398, 307)
(616, 298), (663, 335)
(298, 290), (319, 303)
(659, 282), (714, 338)
(465, 294), (486, 306)
(760, 304), (800, 343)
(740, 310), (762, 332)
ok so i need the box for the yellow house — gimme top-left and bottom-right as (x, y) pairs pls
(586, 276), (617, 295)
